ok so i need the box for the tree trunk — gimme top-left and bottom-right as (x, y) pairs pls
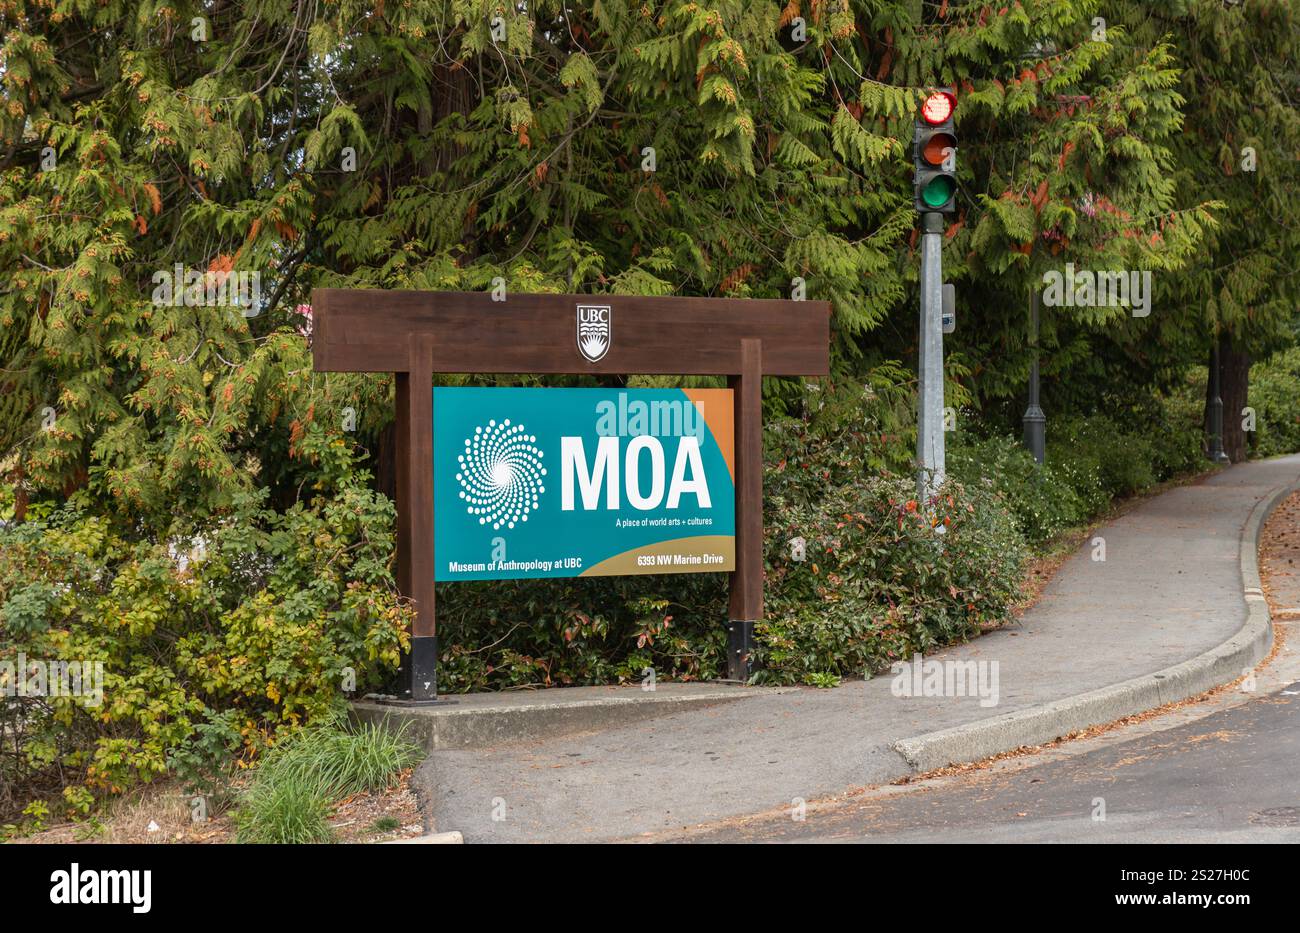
(1220, 335), (1251, 463)
(370, 60), (476, 505)
(1206, 335), (1251, 463)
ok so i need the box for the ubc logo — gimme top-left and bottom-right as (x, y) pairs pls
(577, 304), (611, 362)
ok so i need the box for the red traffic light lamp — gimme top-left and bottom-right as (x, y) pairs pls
(920, 90), (956, 125)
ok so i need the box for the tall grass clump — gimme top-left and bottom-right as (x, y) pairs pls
(235, 778), (335, 845)
(234, 715), (422, 844)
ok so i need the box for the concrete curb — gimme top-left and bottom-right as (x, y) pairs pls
(354, 684), (783, 751)
(891, 474), (1296, 773)
(382, 831), (464, 845)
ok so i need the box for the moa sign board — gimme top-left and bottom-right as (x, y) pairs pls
(434, 387), (735, 581)
(311, 288), (828, 700)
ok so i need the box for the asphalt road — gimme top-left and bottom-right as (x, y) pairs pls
(673, 681), (1300, 843)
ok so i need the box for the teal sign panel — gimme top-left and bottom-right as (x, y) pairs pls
(433, 388), (735, 581)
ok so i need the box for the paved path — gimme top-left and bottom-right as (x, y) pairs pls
(417, 456), (1300, 842)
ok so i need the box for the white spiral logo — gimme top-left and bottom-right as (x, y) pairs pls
(456, 419), (546, 530)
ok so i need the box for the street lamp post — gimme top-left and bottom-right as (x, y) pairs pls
(1208, 337), (1231, 464)
(1022, 287), (1046, 464)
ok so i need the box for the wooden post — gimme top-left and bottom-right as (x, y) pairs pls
(395, 336), (438, 701)
(727, 338), (763, 681)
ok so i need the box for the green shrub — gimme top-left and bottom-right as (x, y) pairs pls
(755, 421), (1027, 684)
(1050, 415), (1157, 499)
(951, 403), (1203, 547)
(0, 481), (410, 821)
(1152, 379), (1207, 478)
(948, 433), (1087, 544)
(1048, 450), (1110, 516)
(436, 574), (729, 690)
(1250, 348), (1300, 457)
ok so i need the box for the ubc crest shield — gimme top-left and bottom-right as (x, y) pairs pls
(576, 304), (612, 362)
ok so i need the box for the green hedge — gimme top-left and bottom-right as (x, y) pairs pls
(948, 434), (1087, 544)
(948, 404), (1205, 546)
(1251, 348), (1300, 457)
(758, 434), (1026, 683)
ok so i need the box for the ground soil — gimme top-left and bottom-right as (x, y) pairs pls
(10, 769), (426, 845)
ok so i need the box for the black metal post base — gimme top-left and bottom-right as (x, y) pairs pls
(1022, 405), (1046, 464)
(1208, 398), (1230, 464)
(726, 620), (755, 683)
(382, 635), (442, 705)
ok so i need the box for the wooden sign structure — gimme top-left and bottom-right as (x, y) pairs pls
(311, 289), (830, 702)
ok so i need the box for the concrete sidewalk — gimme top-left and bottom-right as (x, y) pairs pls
(415, 455), (1300, 843)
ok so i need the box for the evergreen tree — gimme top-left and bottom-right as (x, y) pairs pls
(1110, 0), (1300, 461)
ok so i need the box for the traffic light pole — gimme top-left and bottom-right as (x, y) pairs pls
(917, 211), (946, 501)
(913, 88), (956, 501)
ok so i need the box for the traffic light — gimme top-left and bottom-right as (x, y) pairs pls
(914, 87), (957, 213)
